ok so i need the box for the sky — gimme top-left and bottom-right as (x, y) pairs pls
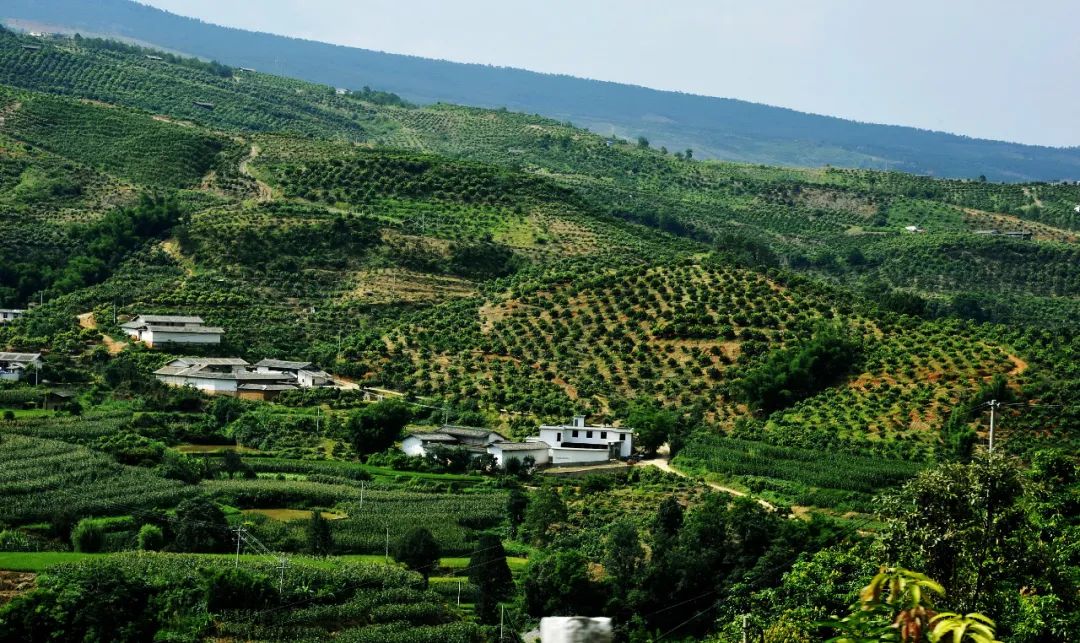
(137, 0), (1080, 147)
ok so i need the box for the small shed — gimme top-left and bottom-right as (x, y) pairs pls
(43, 390), (76, 411)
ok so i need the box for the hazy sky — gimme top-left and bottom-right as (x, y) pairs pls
(137, 0), (1080, 147)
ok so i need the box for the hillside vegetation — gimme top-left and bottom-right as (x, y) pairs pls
(6, 0), (1080, 180)
(0, 27), (1077, 643)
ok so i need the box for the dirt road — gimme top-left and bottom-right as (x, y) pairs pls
(239, 143), (273, 201)
(641, 456), (776, 511)
(77, 312), (127, 354)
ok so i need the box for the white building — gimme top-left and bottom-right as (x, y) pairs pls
(401, 426), (509, 458)
(253, 359), (337, 389)
(121, 315), (224, 347)
(0, 352), (43, 382)
(401, 432), (462, 457)
(535, 416), (634, 466)
(400, 417), (633, 469)
(488, 441), (551, 467)
(0, 309), (25, 324)
(153, 357), (293, 396)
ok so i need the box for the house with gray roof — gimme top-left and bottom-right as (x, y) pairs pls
(154, 357), (295, 396)
(0, 352), (43, 382)
(121, 314), (224, 347)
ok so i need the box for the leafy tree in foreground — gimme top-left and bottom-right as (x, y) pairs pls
(395, 527), (440, 587)
(347, 397), (411, 456)
(172, 497), (229, 553)
(506, 487), (529, 537)
(466, 534), (514, 623)
(306, 511), (334, 556)
(825, 566), (1001, 643)
(627, 397), (678, 456)
(523, 550), (606, 617)
(605, 520), (643, 596)
(522, 487), (567, 546)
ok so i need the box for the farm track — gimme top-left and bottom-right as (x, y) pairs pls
(77, 312), (127, 354)
(239, 143), (273, 202)
(640, 456), (777, 511)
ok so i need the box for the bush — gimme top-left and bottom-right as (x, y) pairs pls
(71, 518), (105, 553)
(137, 524), (164, 551)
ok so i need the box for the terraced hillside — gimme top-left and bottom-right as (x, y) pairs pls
(0, 28), (1077, 487)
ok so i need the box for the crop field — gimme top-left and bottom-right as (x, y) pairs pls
(0, 434), (194, 524)
(203, 478), (507, 555)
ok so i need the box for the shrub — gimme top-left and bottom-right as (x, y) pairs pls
(71, 518), (105, 553)
(137, 524), (164, 551)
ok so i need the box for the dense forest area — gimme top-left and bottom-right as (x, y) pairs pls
(0, 26), (1076, 642)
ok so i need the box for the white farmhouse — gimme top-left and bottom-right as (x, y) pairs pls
(253, 359), (337, 389)
(121, 315), (224, 347)
(401, 425), (509, 458)
(535, 416), (633, 466)
(401, 432), (462, 457)
(153, 357), (293, 396)
(0, 309), (25, 324)
(0, 352), (43, 382)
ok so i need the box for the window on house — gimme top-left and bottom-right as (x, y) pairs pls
(586, 431), (593, 439)
(600, 431), (607, 439)
(619, 434), (626, 441)
(557, 432), (562, 442)
(572, 430), (579, 438)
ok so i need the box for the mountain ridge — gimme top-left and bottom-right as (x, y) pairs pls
(5, 0), (1080, 182)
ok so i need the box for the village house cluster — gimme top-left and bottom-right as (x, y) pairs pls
(154, 357), (340, 401)
(401, 416), (634, 469)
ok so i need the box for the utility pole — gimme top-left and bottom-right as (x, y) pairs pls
(233, 526), (245, 568)
(500, 604), (505, 641)
(742, 614), (749, 643)
(277, 557), (289, 593)
(988, 399), (1001, 453)
(385, 526), (390, 562)
(457, 580), (461, 606)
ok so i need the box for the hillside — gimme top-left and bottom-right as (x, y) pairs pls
(0, 28), (1078, 643)
(5, 0), (1080, 181)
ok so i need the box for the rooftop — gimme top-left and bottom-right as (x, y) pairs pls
(408, 433), (459, 442)
(0, 352), (42, 362)
(438, 425), (507, 440)
(134, 314), (206, 324)
(254, 359), (314, 370)
(491, 441), (551, 451)
(147, 324), (225, 334)
(169, 357), (249, 367)
(540, 423), (634, 433)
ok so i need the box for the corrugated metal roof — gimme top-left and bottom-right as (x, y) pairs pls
(491, 441), (550, 451)
(408, 433), (458, 442)
(135, 315), (205, 324)
(0, 352), (41, 362)
(439, 426), (507, 440)
(254, 359), (313, 369)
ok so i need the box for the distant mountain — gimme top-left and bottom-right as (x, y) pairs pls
(5, 0), (1080, 182)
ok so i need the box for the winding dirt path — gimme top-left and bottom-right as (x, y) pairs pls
(77, 312), (127, 354)
(239, 143), (273, 202)
(641, 456), (776, 511)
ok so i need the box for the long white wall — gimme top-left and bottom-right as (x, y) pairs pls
(146, 330), (222, 346)
(549, 447), (610, 466)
